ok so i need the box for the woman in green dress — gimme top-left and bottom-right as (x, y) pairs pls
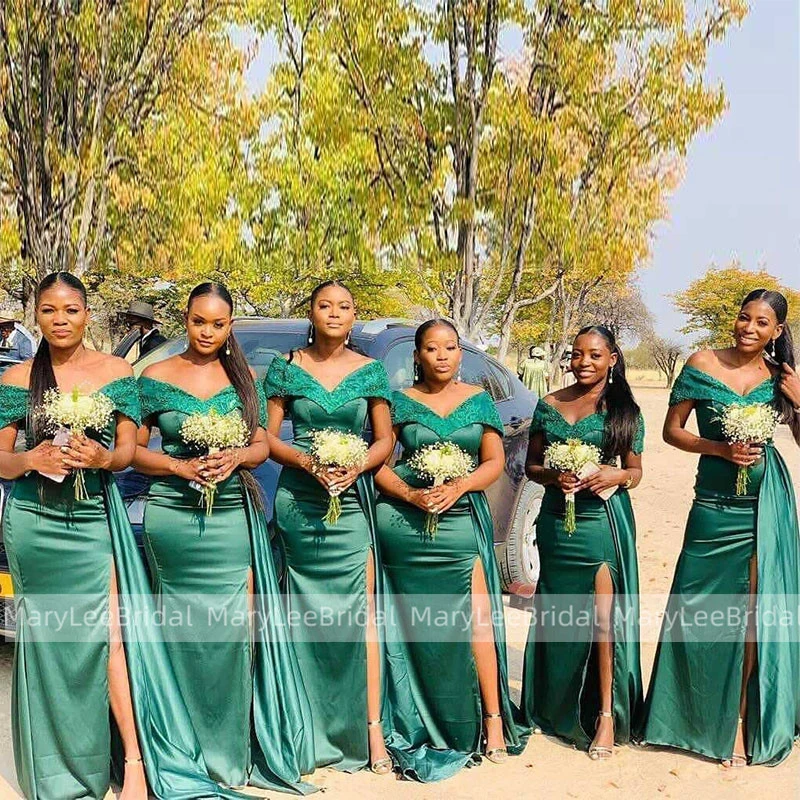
(0, 273), (243, 800)
(374, 319), (528, 782)
(133, 282), (315, 791)
(636, 289), (800, 767)
(521, 325), (645, 759)
(264, 280), (395, 774)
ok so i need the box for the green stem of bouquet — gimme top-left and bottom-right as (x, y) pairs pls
(736, 465), (749, 497)
(325, 494), (342, 525)
(564, 493), (577, 536)
(424, 511), (440, 539)
(200, 482), (217, 516)
(73, 468), (88, 502)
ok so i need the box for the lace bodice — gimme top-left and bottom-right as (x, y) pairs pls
(138, 376), (266, 457)
(668, 364), (778, 441)
(530, 400), (645, 458)
(390, 389), (504, 489)
(263, 357), (392, 452)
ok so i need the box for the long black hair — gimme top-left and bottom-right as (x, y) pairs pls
(413, 319), (460, 384)
(740, 288), (800, 444)
(30, 272), (88, 444)
(574, 325), (641, 459)
(187, 283), (264, 505)
(307, 280), (355, 346)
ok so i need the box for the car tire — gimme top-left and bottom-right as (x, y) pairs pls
(496, 479), (542, 594)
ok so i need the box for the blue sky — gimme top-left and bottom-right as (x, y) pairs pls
(240, 2), (799, 339)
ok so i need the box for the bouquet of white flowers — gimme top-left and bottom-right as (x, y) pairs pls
(544, 438), (603, 535)
(717, 403), (780, 495)
(37, 386), (116, 500)
(308, 429), (369, 524)
(407, 442), (475, 537)
(180, 409), (250, 515)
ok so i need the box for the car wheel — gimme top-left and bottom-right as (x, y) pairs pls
(496, 480), (541, 595)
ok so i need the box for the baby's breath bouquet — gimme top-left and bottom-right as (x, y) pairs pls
(38, 387), (116, 500)
(309, 429), (369, 525)
(717, 403), (780, 495)
(407, 442), (475, 537)
(180, 409), (250, 515)
(544, 439), (603, 535)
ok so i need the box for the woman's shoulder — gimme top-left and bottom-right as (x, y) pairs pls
(140, 356), (180, 380)
(0, 360), (32, 388)
(684, 350), (716, 370)
(95, 354), (134, 381)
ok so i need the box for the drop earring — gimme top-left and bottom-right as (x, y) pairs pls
(307, 325), (315, 345)
(456, 363), (462, 382)
(608, 367), (614, 384)
(345, 330), (351, 346)
(769, 339), (776, 358)
(413, 362), (421, 383)
(225, 339), (231, 356)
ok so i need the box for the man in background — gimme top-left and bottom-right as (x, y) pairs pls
(0, 317), (34, 361)
(113, 301), (166, 361)
(518, 346), (549, 397)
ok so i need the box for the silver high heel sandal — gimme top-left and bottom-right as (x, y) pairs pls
(589, 711), (614, 760)
(367, 720), (393, 775)
(483, 713), (508, 764)
(722, 717), (747, 768)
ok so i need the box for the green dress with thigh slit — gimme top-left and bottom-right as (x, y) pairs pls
(139, 376), (315, 792)
(263, 357), (393, 772)
(521, 401), (645, 750)
(0, 378), (247, 800)
(635, 365), (800, 765)
(375, 390), (529, 782)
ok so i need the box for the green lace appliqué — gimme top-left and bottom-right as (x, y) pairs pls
(99, 376), (142, 426)
(669, 364), (777, 408)
(263, 357), (392, 413)
(391, 390), (504, 437)
(531, 400), (645, 456)
(0, 383), (30, 429)
(139, 376), (266, 426)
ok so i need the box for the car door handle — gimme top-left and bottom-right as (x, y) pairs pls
(508, 416), (524, 429)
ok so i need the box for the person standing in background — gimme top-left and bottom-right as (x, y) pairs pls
(518, 346), (549, 397)
(0, 317), (34, 361)
(560, 350), (577, 388)
(113, 301), (167, 361)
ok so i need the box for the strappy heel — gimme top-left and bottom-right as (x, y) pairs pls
(722, 717), (747, 768)
(483, 713), (508, 764)
(589, 711), (614, 760)
(367, 720), (393, 775)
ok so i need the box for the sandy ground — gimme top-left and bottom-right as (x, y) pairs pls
(1, 386), (799, 799)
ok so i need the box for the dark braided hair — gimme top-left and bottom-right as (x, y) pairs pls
(574, 325), (641, 459)
(30, 272), (88, 444)
(740, 289), (799, 444)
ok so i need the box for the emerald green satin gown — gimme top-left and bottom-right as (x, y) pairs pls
(0, 378), (246, 800)
(138, 376), (315, 792)
(264, 357), (395, 772)
(635, 365), (800, 765)
(521, 402), (645, 750)
(375, 390), (529, 782)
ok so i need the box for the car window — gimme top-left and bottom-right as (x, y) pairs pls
(382, 339), (416, 390)
(486, 360), (512, 401)
(460, 349), (505, 401)
(236, 331), (308, 379)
